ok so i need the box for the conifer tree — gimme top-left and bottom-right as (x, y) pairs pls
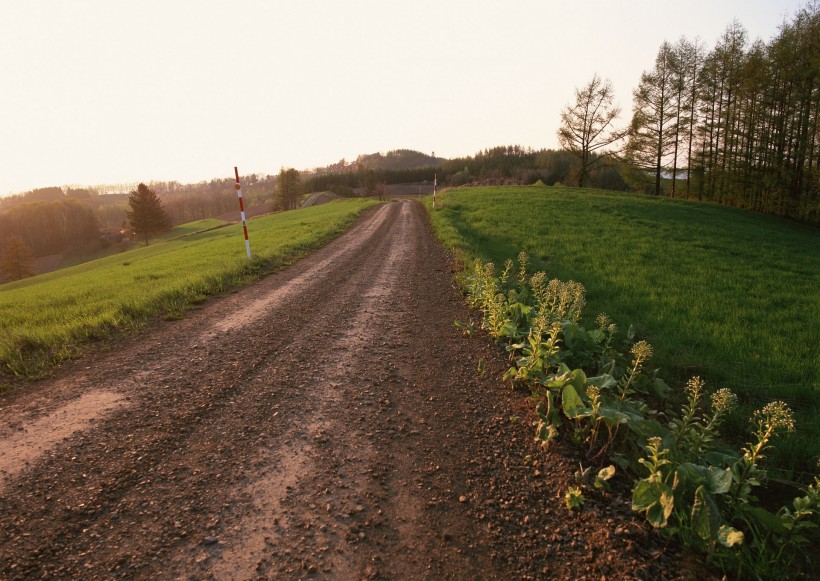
(126, 183), (171, 245)
(625, 42), (678, 196)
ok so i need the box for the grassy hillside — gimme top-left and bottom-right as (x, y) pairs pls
(428, 185), (819, 478)
(0, 199), (378, 381)
(150, 218), (229, 241)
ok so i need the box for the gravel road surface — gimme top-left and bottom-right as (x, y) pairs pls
(0, 200), (687, 579)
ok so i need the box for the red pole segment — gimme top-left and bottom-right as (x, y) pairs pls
(234, 166), (252, 260)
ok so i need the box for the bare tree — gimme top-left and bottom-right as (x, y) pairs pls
(557, 74), (627, 187)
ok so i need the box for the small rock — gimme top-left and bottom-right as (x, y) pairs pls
(203, 536), (218, 545)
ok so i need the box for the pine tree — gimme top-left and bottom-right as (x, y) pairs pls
(0, 235), (36, 282)
(126, 183), (171, 245)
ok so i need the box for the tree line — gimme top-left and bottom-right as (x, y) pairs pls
(297, 146), (626, 195)
(567, 5), (818, 221)
(0, 199), (101, 258)
(1, 177), (274, 231)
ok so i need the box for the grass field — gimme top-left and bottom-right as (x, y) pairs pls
(0, 199), (378, 381)
(428, 186), (819, 478)
(150, 218), (229, 241)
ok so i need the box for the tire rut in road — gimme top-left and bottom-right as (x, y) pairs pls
(205, 201), (423, 579)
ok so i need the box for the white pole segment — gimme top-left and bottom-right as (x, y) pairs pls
(234, 166), (252, 260)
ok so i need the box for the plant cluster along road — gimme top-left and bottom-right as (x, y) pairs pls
(0, 201), (689, 579)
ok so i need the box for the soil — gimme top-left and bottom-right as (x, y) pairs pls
(0, 200), (707, 580)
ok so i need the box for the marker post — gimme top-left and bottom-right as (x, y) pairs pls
(234, 167), (252, 259)
(433, 173), (437, 209)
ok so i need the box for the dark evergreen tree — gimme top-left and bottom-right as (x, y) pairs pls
(126, 183), (171, 245)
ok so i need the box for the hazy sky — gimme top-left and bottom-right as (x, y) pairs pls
(0, 0), (804, 197)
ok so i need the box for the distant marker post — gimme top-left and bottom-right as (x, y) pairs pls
(433, 173), (437, 209)
(234, 166), (252, 260)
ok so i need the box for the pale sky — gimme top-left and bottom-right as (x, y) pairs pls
(0, 0), (804, 197)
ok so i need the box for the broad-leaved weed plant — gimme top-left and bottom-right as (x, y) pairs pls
(462, 254), (818, 578)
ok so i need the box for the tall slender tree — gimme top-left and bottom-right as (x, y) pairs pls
(623, 5), (818, 220)
(126, 183), (171, 245)
(557, 74), (627, 187)
(675, 37), (706, 197)
(626, 42), (678, 195)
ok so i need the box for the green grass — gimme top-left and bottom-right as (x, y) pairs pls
(0, 199), (378, 381)
(57, 219), (231, 270)
(150, 218), (229, 242)
(428, 185), (820, 479)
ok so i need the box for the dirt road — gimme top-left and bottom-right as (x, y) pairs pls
(0, 201), (683, 579)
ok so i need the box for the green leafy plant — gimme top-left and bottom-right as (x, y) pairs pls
(731, 402), (796, 507)
(633, 437), (675, 528)
(459, 253), (818, 578)
(575, 462), (617, 491)
(454, 319), (477, 336)
(565, 486), (585, 511)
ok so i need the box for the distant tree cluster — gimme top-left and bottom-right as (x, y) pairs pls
(299, 147), (623, 195)
(1, 176), (275, 233)
(152, 175), (273, 225)
(0, 198), (101, 258)
(355, 149), (445, 171)
(440, 146), (626, 190)
(274, 168), (303, 211)
(622, 6), (818, 220)
(0, 235), (35, 282)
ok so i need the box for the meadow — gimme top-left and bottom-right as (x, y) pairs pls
(0, 199), (378, 381)
(428, 186), (819, 478)
(150, 218), (228, 241)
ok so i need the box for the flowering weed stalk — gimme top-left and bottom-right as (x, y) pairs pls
(459, 253), (818, 578)
(730, 401), (795, 507)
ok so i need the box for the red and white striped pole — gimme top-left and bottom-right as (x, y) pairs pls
(234, 167), (252, 260)
(433, 173), (437, 208)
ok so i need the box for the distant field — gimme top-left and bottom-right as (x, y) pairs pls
(151, 218), (229, 241)
(0, 199), (378, 381)
(428, 186), (820, 477)
(49, 219), (231, 271)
